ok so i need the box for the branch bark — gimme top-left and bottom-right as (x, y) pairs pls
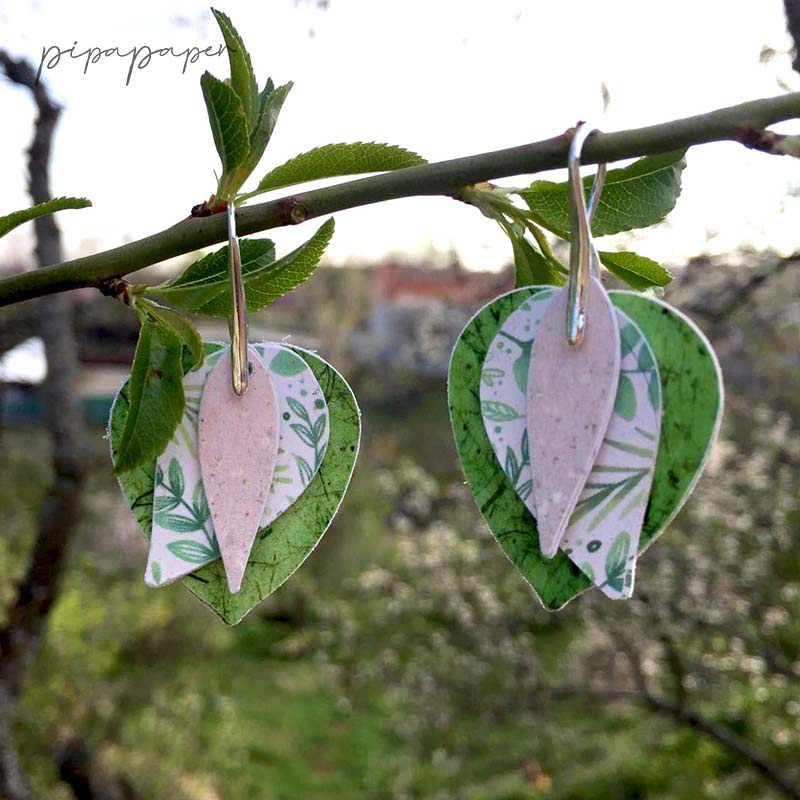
(0, 52), (87, 800)
(1, 91), (800, 307)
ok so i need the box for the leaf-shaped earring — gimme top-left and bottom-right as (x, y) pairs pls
(110, 203), (361, 624)
(448, 122), (723, 608)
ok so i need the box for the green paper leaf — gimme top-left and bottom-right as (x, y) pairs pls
(599, 251), (673, 290)
(269, 349), (307, 377)
(211, 8), (259, 132)
(619, 322), (641, 358)
(255, 142), (427, 195)
(155, 514), (203, 533)
(614, 374), (637, 421)
(167, 457), (184, 499)
(153, 496), (179, 513)
(139, 299), (204, 370)
(110, 343), (361, 624)
(150, 562), (162, 585)
(192, 482), (210, 523)
(201, 71), (250, 179)
(150, 220), (334, 317)
(647, 370), (661, 411)
(637, 341), (655, 371)
(448, 287), (723, 610)
(511, 235), (562, 288)
(604, 531), (631, 592)
(167, 540), (219, 563)
(480, 400), (522, 422)
(517, 151), (686, 239)
(112, 321), (185, 475)
(0, 197), (91, 239)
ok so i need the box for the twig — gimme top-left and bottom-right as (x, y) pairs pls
(0, 91), (800, 307)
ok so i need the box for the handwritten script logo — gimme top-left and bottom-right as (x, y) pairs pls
(36, 42), (230, 86)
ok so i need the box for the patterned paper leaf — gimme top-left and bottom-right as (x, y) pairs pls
(110, 343), (361, 624)
(480, 400), (522, 422)
(167, 540), (220, 563)
(449, 287), (723, 610)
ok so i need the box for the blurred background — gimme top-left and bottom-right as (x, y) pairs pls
(0, 1), (799, 798)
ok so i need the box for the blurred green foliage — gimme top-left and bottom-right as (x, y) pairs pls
(1, 261), (799, 799)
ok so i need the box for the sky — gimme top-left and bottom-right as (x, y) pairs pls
(1, 0), (800, 275)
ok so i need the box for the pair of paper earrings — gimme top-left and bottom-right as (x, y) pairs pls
(111, 124), (723, 623)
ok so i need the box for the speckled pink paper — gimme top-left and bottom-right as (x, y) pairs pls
(198, 347), (280, 593)
(527, 277), (620, 559)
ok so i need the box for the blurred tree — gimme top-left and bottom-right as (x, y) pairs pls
(0, 53), (131, 800)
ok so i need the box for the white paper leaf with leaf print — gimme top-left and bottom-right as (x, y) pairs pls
(146, 342), (330, 587)
(479, 292), (662, 598)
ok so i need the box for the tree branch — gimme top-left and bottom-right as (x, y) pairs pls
(546, 686), (800, 800)
(0, 50), (88, 800)
(1, 91), (800, 307)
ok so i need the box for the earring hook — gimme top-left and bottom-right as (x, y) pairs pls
(566, 122), (606, 345)
(227, 201), (249, 395)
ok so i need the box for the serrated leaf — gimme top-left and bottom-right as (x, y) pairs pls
(201, 71), (250, 179)
(153, 219), (334, 317)
(148, 238), (274, 311)
(254, 142), (427, 195)
(517, 151), (686, 238)
(511, 235), (562, 288)
(0, 197), (91, 239)
(236, 81), (293, 184)
(151, 239), (275, 293)
(139, 299), (204, 370)
(600, 251), (673, 290)
(112, 321), (185, 474)
(211, 8), (259, 132)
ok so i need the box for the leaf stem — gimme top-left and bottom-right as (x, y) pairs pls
(1, 91), (800, 307)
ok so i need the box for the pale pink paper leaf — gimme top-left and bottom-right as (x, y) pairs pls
(198, 347), (280, 593)
(527, 277), (620, 559)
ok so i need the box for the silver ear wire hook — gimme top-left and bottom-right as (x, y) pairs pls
(566, 122), (606, 345)
(227, 201), (249, 395)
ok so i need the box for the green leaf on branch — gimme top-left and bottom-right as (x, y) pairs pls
(201, 71), (250, 189)
(0, 197), (91, 239)
(211, 8), (259, 132)
(517, 151), (686, 238)
(254, 142), (427, 195)
(511, 235), (564, 288)
(599, 251), (673, 290)
(235, 81), (294, 185)
(112, 320), (185, 475)
(150, 219), (334, 317)
(138, 299), (204, 370)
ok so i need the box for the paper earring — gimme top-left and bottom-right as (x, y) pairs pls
(448, 122), (723, 607)
(110, 204), (361, 624)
